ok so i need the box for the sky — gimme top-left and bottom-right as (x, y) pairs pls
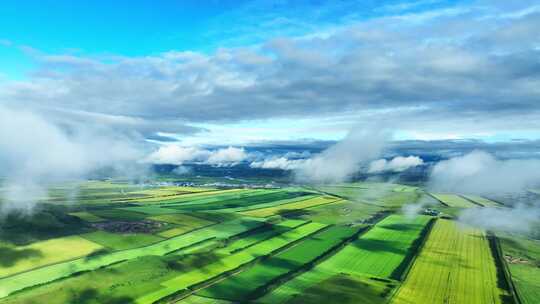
(1, 0), (539, 146)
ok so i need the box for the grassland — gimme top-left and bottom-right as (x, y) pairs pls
(430, 193), (478, 208)
(391, 219), (505, 304)
(240, 196), (340, 217)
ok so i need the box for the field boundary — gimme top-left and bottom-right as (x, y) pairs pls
(426, 193), (449, 207)
(459, 195), (485, 207)
(246, 225), (370, 301)
(489, 233), (522, 304)
(390, 217), (436, 281)
(153, 224), (330, 304)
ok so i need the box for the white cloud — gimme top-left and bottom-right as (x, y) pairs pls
(0, 105), (144, 213)
(206, 147), (247, 165)
(428, 150), (540, 195)
(368, 155), (424, 173)
(144, 145), (247, 166)
(144, 146), (209, 165)
(250, 157), (306, 170)
(294, 127), (389, 184)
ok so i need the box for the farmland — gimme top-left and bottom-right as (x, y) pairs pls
(430, 193), (478, 208)
(391, 219), (506, 304)
(0, 180), (536, 304)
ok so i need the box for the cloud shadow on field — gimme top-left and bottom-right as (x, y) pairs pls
(0, 246), (43, 267)
(352, 238), (405, 255)
(69, 288), (135, 304)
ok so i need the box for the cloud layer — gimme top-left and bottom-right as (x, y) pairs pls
(294, 127), (389, 184)
(368, 156), (424, 173)
(428, 150), (540, 195)
(0, 1), (539, 142)
(0, 105), (144, 213)
(145, 145), (247, 167)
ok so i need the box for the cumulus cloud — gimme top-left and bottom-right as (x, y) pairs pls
(144, 146), (210, 165)
(0, 105), (144, 213)
(145, 145), (247, 166)
(294, 127), (390, 184)
(206, 147), (247, 165)
(368, 155), (424, 173)
(428, 150), (540, 195)
(250, 157), (305, 170)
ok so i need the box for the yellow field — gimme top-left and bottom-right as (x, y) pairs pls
(127, 189), (245, 204)
(0, 236), (103, 278)
(392, 219), (505, 304)
(240, 196), (341, 217)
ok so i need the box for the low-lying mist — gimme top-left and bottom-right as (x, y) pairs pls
(426, 150), (540, 235)
(0, 105), (146, 214)
(294, 126), (391, 184)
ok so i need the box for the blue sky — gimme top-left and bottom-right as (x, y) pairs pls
(1, 0), (539, 145)
(0, 0), (466, 78)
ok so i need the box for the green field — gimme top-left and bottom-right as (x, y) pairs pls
(392, 219), (506, 304)
(498, 234), (540, 304)
(170, 191), (311, 211)
(320, 214), (431, 279)
(136, 222), (327, 304)
(1, 182), (535, 304)
(68, 211), (105, 222)
(0, 236), (103, 278)
(81, 231), (164, 250)
(462, 195), (502, 207)
(241, 196), (340, 217)
(0, 219), (264, 298)
(430, 193), (477, 208)
(197, 225), (358, 301)
(259, 271), (393, 304)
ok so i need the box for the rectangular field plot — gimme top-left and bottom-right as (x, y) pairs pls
(230, 194), (319, 212)
(462, 195), (502, 207)
(170, 191), (311, 212)
(430, 193), (477, 208)
(258, 271), (393, 304)
(315, 183), (421, 208)
(81, 231), (164, 250)
(0, 235), (103, 278)
(123, 189), (247, 204)
(151, 213), (215, 237)
(499, 235), (540, 304)
(0, 219), (264, 298)
(320, 214), (431, 279)
(197, 225), (358, 301)
(138, 189), (266, 205)
(135, 222), (327, 304)
(240, 196), (340, 217)
(391, 219), (506, 304)
(68, 211), (105, 222)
